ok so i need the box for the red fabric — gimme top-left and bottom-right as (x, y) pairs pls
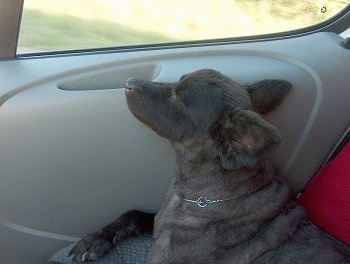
(298, 142), (350, 244)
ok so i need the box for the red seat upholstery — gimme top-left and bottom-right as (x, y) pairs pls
(298, 142), (350, 244)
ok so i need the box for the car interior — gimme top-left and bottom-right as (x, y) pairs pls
(0, 1), (349, 263)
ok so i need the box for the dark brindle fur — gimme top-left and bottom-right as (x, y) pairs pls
(69, 69), (348, 263)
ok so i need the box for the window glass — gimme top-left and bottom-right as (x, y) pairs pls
(18, 0), (349, 54)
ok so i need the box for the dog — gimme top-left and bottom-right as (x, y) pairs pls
(69, 69), (348, 263)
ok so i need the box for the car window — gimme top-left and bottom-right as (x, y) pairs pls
(18, 0), (349, 54)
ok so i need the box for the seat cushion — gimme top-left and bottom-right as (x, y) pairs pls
(49, 236), (153, 264)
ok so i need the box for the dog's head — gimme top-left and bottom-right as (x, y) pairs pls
(125, 69), (290, 169)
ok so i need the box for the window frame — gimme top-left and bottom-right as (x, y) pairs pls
(0, 0), (24, 59)
(1, 1), (349, 60)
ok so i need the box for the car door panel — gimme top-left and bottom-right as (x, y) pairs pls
(0, 32), (350, 263)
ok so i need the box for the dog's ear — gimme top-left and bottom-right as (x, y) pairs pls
(245, 80), (291, 114)
(210, 109), (281, 169)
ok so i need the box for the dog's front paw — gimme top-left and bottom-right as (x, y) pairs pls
(68, 234), (113, 262)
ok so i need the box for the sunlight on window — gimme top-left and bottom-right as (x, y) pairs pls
(18, 0), (349, 54)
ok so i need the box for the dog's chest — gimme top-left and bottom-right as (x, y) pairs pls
(148, 193), (243, 263)
(149, 219), (222, 264)
(153, 193), (204, 231)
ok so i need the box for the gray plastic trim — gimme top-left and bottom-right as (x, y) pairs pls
(0, 217), (80, 242)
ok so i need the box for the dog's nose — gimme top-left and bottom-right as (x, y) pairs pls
(125, 78), (138, 91)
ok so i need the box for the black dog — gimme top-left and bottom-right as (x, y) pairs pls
(69, 69), (348, 263)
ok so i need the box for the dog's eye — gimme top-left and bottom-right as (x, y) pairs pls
(170, 93), (185, 108)
(170, 93), (180, 103)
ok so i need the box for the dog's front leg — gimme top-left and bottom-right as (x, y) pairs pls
(68, 210), (155, 262)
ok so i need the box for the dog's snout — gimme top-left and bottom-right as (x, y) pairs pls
(125, 78), (138, 91)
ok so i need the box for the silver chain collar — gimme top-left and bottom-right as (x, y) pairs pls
(182, 196), (238, 208)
